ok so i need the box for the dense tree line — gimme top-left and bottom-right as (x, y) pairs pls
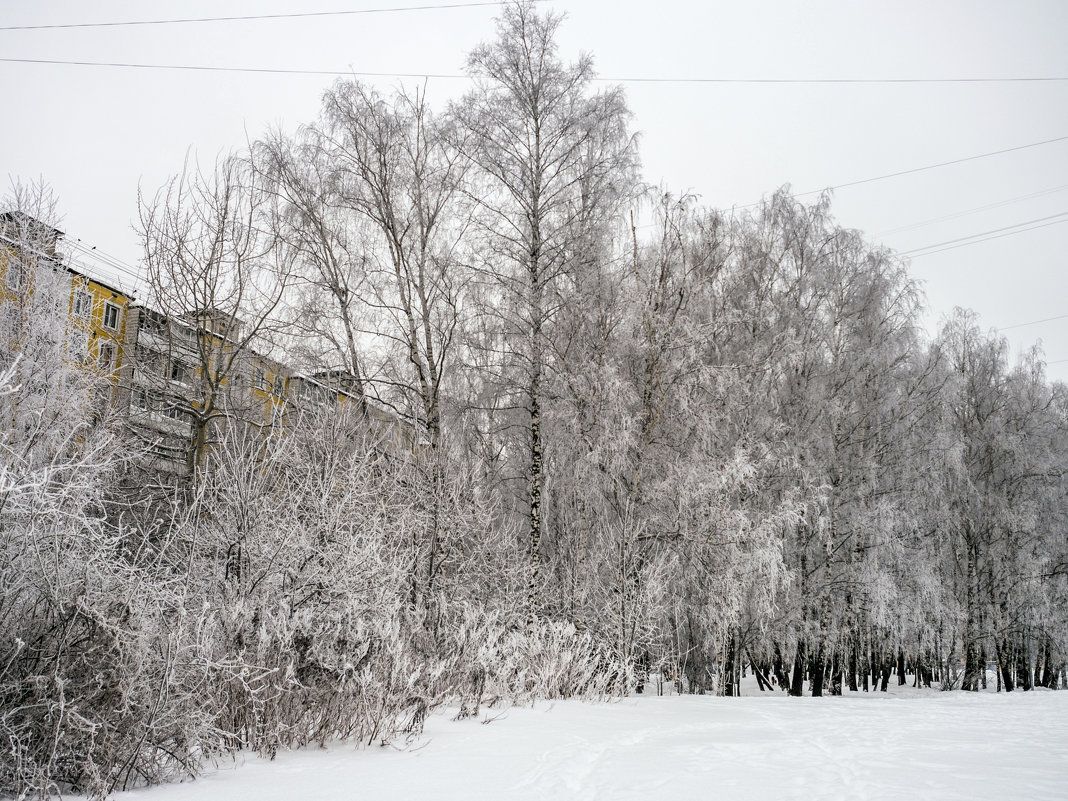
(2, 3), (1066, 797)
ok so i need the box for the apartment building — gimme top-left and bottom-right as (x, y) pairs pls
(2, 211), (412, 475)
(0, 212), (131, 413)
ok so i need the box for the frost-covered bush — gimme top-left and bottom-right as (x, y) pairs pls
(0, 345), (210, 797)
(435, 606), (632, 718)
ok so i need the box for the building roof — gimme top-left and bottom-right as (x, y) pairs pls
(1, 211), (132, 300)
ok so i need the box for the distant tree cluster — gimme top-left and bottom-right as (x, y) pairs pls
(2, 2), (1066, 797)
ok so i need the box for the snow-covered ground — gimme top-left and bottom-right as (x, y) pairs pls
(110, 685), (1068, 801)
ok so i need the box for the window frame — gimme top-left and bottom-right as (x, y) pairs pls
(5, 261), (25, 291)
(72, 288), (92, 319)
(170, 359), (189, 384)
(98, 341), (116, 372)
(67, 330), (90, 363)
(102, 301), (121, 331)
(131, 385), (149, 410)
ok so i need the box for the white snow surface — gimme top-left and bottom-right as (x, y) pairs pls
(109, 686), (1068, 801)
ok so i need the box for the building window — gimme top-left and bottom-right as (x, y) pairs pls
(131, 386), (149, 410)
(170, 359), (188, 384)
(5, 261), (26, 291)
(73, 289), (92, 319)
(98, 341), (116, 372)
(102, 302), (121, 331)
(253, 366), (267, 391)
(138, 311), (165, 337)
(272, 376), (286, 398)
(160, 396), (184, 420)
(44, 290), (63, 319)
(67, 330), (89, 363)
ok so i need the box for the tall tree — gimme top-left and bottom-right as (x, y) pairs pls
(261, 80), (473, 612)
(138, 154), (290, 477)
(456, 0), (637, 623)
(255, 129), (370, 397)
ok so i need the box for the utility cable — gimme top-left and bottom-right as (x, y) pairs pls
(3, 57), (1068, 86)
(66, 240), (145, 287)
(729, 136), (1068, 210)
(998, 313), (1068, 331)
(904, 217), (1068, 259)
(805, 137), (1068, 198)
(899, 211), (1068, 255)
(601, 75), (1068, 85)
(879, 184), (1068, 236)
(68, 238), (142, 277)
(0, 57), (459, 79)
(0, 2), (517, 30)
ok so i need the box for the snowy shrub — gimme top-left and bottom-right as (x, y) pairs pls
(0, 386), (211, 797)
(437, 607), (632, 716)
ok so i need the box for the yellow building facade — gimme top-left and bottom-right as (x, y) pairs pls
(0, 212), (134, 405)
(3, 211), (415, 474)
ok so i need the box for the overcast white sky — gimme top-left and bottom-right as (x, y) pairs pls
(3, 0), (1067, 380)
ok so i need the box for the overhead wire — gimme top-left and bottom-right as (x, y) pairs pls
(801, 137), (1068, 199)
(4, 13), (1067, 351)
(998, 313), (1068, 331)
(3, 56), (1068, 86)
(65, 239), (145, 290)
(0, 230), (142, 297)
(902, 216), (1068, 259)
(0, 57), (462, 79)
(899, 211), (1068, 255)
(726, 135), (1068, 213)
(601, 75), (1068, 85)
(66, 237), (138, 270)
(0, 2), (519, 30)
(70, 255), (142, 289)
(879, 184), (1068, 236)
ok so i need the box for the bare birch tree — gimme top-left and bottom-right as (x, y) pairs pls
(255, 130), (370, 396)
(261, 80), (474, 611)
(456, 0), (637, 623)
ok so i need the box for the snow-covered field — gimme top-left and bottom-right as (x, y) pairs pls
(110, 686), (1068, 801)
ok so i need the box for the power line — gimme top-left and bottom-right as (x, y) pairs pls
(600, 76), (1068, 85)
(3, 57), (1068, 86)
(0, 2), (514, 31)
(810, 137), (1068, 197)
(69, 249), (142, 286)
(879, 184), (1068, 236)
(904, 217), (1068, 259)
(900, 211), (1068, 255)
(728, 135), (1068, 211)
(66, 239), (144, 289)
(0, 229), (143, 295)
(0, 57), (461, 79)
(998, 313), (1068, 332)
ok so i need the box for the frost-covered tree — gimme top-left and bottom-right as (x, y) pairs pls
(0, 183), (136, 797)
(935, 313), (1068, 690)
(138, 154), (291, 477)
(455, 0), (638, 623)
(262, 81), (475, 611)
